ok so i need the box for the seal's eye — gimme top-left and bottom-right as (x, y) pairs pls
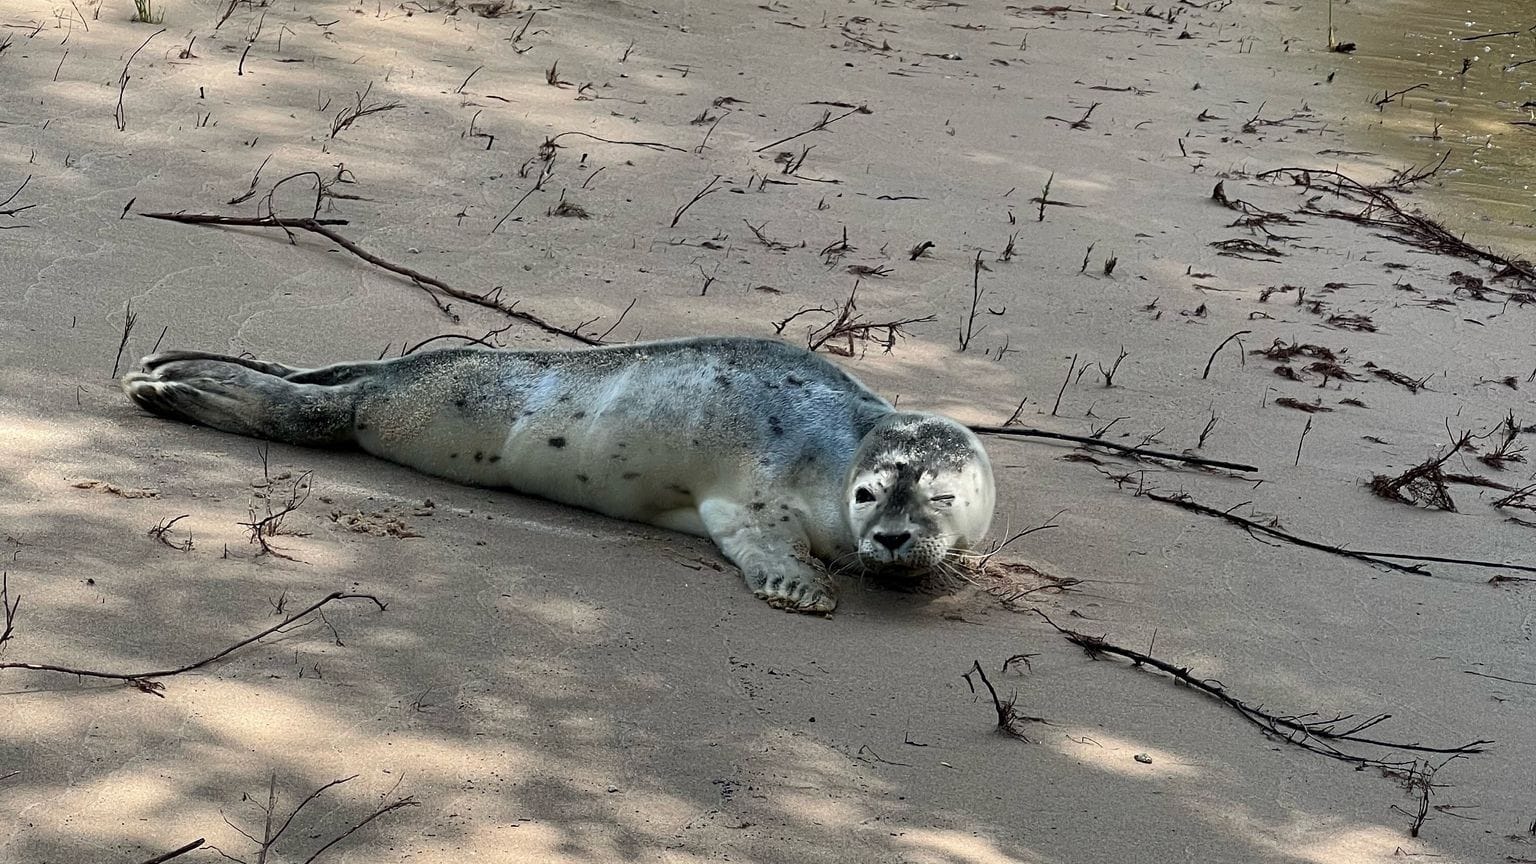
(854, 487), (876, 504)
(931, 494), (955, 506)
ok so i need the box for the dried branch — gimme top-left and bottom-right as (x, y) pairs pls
(1257, 161), (1535, 287)
(301, 795), (418, 864)
(1045, 101), (1099, 129)
(1137, 490), (1533, 575)
(1035, 610), (1491, 769)
(772, 281), (934, 356)
(0, 175), (36, 218)
(328, 82), (400, 138)
(215, 772), (417, 864)
(958, 252), (1003, 351)
(137, 839), (206, 864)
(148, 514), (194, 551)
(962, 660), (1044, 740)
(141, 211), (599, 345)
(0, 571), (17, 652)
(670, 174), (722, 228)
(1050, 352), (1077, 416)
(114, 28), (165, 132)
(111, 302), (139, 379)
(754, 105), (869, 152)
(1368, 432), (1470, 512)
(1494, 483), (1536, 513)
(1143, 490), (1418, 572)
(241, 468), (312, 559)
(1202, 330), (1250, 379)
(0, 592), (386, 695)
(544, 130), (686, 153)
(971, 425), (1257, 473)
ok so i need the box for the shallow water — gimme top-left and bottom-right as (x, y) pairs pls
(1325, 0), (1536, 253)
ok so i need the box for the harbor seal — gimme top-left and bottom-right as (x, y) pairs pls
(120, 337), (996, 612)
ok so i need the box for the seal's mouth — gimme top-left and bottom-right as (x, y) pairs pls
(857, 557), (929, 582)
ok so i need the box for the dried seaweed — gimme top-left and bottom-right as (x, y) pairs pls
(1369, 434), (1471, 512)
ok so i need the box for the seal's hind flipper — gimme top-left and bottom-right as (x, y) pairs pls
(122, 356), (357, 448)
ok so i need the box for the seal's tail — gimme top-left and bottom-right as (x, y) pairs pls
(121, 352), (357, 447)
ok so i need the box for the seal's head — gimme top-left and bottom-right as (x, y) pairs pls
(845, 413), (995, 572)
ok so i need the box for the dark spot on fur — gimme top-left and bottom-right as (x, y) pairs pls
(489, 455), (500, 462)
(356, 422), (368, 430)
(768, 416), (784, 437)
(572, 410), (587, 419)
(617, 442), (627, 448)
(474, 451), (484, 462)
(779, 503), (789, 510)
(668, 484), (691, 495)
(622, 471), (641, 480)
(450, 453), (459, 459)
(558, 394), (571, 403)
(780, 516), (790, 522)
(692, 439), (701, 447)
(751, 502), (766, 511)
(785, 374), (805, 387)
(455, 398), (467, 408)
(548, 436), (567, 448)
(715, 375), (732, 389)
(576, 473), (589, 483)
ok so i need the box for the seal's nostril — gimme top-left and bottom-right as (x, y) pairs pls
(874, 531), (911, 551)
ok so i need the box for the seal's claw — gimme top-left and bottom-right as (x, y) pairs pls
(755, 576), (836, 614)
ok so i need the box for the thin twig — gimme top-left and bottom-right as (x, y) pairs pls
(1295, 416), (1313, 467)
(544, 130), (686, 153)
(0, 175), (35, 217)
(1035, 610), (1491, 768)
(597, 298), (637, 341)
(1258, 162), (1534, 286)
(401, 323), (516, 356)
(453, 64), (482, 94)
(961, 660), (1043, 740)
(670, 175), (722, 228)
(137, 839), (206, 864)
(0, 592), (386, 695)
(1050, 353), (1077, 416)
(0, 571), (17, 651)
(328, 82), (400, 138)
(111, 303), (139, 379)
(754, 105), (868, 152)
(971, 425), (1257, 473)
(114, 28), (165, 132)
(1349, 551), (1536, 574)
(141, 212), (599, 345)
(1143, 491), (1421, 573)
(958, 251), (1003, 351)
(269, 776), (357, 854)
(300, 797), (419, 864)
(1202, 330), (1250, 379)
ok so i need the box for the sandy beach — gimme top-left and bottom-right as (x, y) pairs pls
(2, 1), (1533, 862)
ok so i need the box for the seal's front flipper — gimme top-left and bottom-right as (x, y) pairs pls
(698, 498), (838, 614)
